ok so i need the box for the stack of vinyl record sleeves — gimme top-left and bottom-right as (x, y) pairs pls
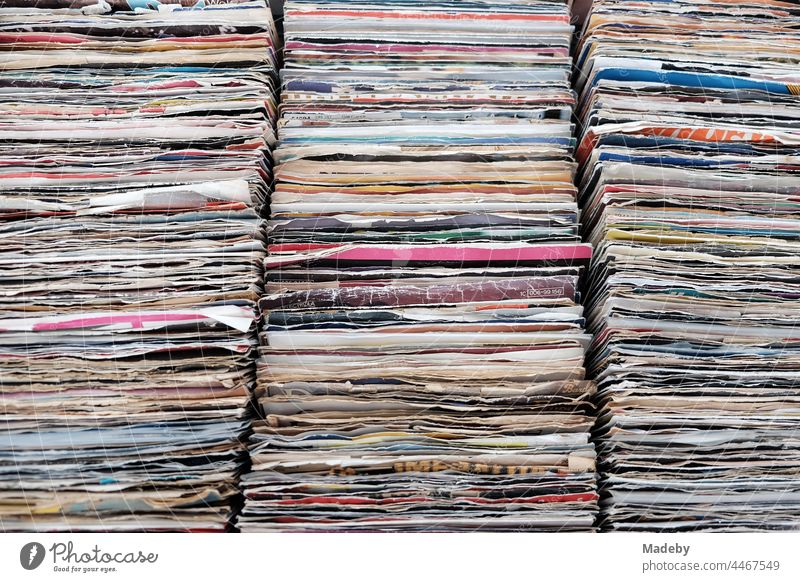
(0, 0), (278, 532)
(240, 0), (599, 532)
(576, 0), (800, 531)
